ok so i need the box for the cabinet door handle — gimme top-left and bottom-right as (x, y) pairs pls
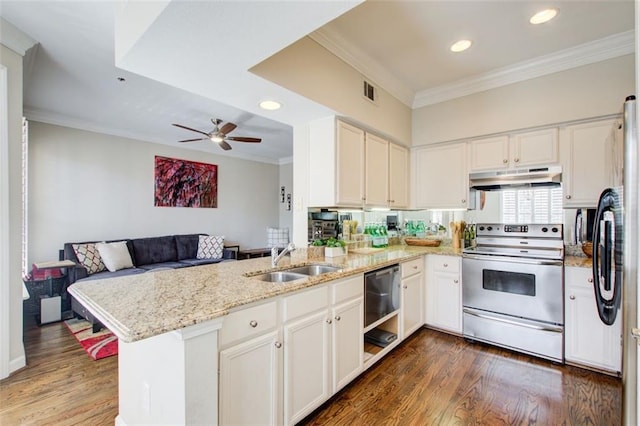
(514, 158), (520, 163)
(326, 319), (332, 324)
(403, 285), (408, 289)
(443, 263), (448, 268)
(569, 295), (576, 300)
(453, 279), (459, 284)
(249, 320), (258, 328)
(413, 265), (418, 270)
(335, 315), (341, 321)
(503, 159), (508, 164)
(566, 195), (572, 200)
(462, 199), (466, 203)
(587, 277), (593, 283)
(275, 341), (282, 348)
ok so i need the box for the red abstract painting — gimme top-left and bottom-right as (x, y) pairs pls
(154, 156), (218, 208)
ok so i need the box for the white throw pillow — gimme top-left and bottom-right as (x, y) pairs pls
(96, 241), (134, 272)
(267, 227), (289, 249)
(197, 235), (225, 259)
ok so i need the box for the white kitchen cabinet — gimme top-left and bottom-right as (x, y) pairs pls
(309, 117), (365, 207)
(414, 142), (468, 209)
(389, 143), (409, 208)
(219, 330), (282, 425)
(331, 297), (363, 392)
(468, 129), (558, 172)
(400, 257), (424, 339)
(282, 275), (363, 424)
(309, 116), (409, 208)
(364, 132), (389, 207)
(425, 255), (462, 334)
(560, 119), (618, 207)
(565, 266), (621, 373)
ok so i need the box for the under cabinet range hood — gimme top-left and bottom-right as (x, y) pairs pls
(469, 166), (562, 191)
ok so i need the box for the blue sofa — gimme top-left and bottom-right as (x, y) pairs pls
(64, 233), (236, 331)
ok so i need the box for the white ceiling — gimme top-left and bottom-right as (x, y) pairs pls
(0, 1), (635, 164)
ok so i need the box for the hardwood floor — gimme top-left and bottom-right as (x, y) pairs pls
(1, 321), (621, 425)
(302, 329), (622, 425)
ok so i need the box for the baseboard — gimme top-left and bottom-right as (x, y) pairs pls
(9, 353), (26, 374)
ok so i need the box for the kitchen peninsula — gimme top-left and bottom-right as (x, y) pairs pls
(68, 245), (458, 425)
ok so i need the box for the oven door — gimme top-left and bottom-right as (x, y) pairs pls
(462, 254), (563, 324)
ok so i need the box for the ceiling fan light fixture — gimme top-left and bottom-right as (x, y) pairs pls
(210, 135), (224, 143)
(450, 39), (472, 53)
(259, 100), (282, 111)
(530, 8), (558, 25)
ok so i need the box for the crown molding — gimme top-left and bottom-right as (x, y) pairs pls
(0, 18), (37, 56)
(309, 29), (415, 107)
(24, 108), (284, 165)
(413, 30), (635, 108)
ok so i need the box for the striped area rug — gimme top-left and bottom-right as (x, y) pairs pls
(64, 318), (118, 360)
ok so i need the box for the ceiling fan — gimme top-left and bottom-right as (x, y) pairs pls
(172, 118), (262, 151)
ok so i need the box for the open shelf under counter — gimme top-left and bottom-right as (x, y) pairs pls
(363, 311), (400, 370)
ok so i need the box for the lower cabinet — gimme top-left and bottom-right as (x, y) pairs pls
(425, 255), (462, 334)
(219, 274), (363, 426)
(219, 330), (282, 425)
(564, 266), (622, 373)
(401, 257), (424, 339)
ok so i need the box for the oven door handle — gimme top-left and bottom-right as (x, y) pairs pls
(463, 308), (563, 333)
(462, 254), (563, 266)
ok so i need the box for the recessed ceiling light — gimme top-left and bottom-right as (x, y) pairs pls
(530, 8), (558, 25)
(450, 40), (472, 53)
(259, 100), (281, 111)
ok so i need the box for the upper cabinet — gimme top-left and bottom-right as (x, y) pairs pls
(414, 142), (468, 209)
(560, 119), (618, 208)
(388, 143), (409, 208)
(469, 128), (559, 172)
(309, 117), (409, 208)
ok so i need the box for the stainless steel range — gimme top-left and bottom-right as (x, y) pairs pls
(462, 223), (564, 362)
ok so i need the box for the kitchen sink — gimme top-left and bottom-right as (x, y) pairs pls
(254, 271), (308, 283)
(285, 264), (342, 276)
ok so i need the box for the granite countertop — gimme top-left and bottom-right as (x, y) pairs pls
(69, 244), (461, 343)
(564, 255), (593, 268)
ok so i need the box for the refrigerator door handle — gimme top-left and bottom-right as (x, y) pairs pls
(603, 219), (612, 292)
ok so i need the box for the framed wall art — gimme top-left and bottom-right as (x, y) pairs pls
(154, 156), (218, 208)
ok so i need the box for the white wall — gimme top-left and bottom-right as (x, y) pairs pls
(251, 36), (412, 146)
(1, 44), (26, 376)
(413, 55), (635, 146)
(278, 161), (293, 233)
(28, 122), (281, 263)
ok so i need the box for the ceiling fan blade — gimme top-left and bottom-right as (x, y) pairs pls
(227, 136), (262, 143)
(219, 122), (237, 135)
(178, 137), (207, 143)
(219, 141), (233, 151)
(172, 123), (210, 137)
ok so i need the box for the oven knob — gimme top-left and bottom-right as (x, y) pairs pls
(541, 227), (548, 232)
(552, 227), (559, 233)
(487, 226), (493, 231)
(479, 226), (485, 231)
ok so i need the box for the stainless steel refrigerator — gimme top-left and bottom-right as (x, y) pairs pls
(593, 95), (638, 425)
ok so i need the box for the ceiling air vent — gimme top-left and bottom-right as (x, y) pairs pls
(363, 80), (376, 102)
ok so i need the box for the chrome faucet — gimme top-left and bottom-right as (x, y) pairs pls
(271, 243), (296, 267)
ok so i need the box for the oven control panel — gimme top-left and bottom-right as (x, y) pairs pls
(476, 223), (563, 238)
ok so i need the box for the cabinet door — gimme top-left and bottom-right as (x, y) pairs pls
(389, 143), (409, 208)
(364, 133), (389, 207)
(336, 121), (365, 206)
(565, 267), (622, 372)
(414, 143), (468, 209)
(468, 136), (509, 171)
(560, 120), (615, 207)
(511, 128), (558, 168)
(283, 310), (331, 425)
(219, 330), (281, 425)
(332, 298), (363, 393)
(401, 272), (424, 339)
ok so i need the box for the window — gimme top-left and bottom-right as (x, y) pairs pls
(502, 188), (563, 224)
